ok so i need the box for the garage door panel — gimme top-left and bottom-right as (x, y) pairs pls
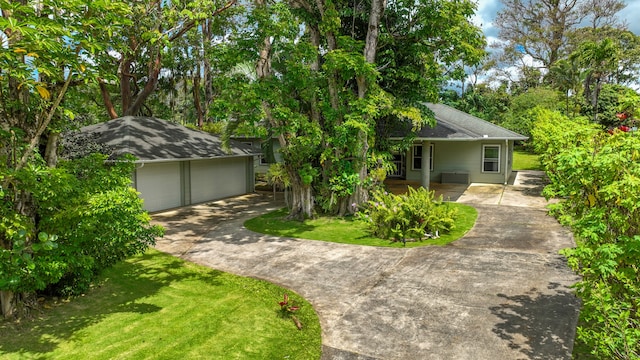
(136, 162), (181, 212)
(191, 158), (246, 204)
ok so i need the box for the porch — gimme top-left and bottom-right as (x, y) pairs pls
(384, 179), (469, 202)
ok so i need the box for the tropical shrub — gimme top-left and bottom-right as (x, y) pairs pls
(356, 187), (457, 245)
(533, 112), (640, 358)
(1, 154), (164, 301)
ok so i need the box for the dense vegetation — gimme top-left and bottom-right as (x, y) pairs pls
(532, 110), (640, 359)
(2, 0), (640, 356)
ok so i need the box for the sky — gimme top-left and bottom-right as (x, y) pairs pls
(472, 0), (640, 44)
(465, 0), (640, 89)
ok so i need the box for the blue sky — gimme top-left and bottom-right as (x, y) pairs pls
(473, 0), (640, 42)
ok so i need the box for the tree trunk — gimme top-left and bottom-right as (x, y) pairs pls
(44, 131), (59, 167)
(203, 20), (214, 123)
(0, 290), (15, 320)
(287, 170), (314, 220)
(99, 80), (119, 119)
(346, 0), (386, 213)
(193, 69), (204, 128)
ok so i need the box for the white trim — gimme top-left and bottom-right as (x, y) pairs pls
(482, 144), (501, 173)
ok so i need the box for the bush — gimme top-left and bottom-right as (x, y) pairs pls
(1, 154), (163, 297)
(356, 187), (457, 245)
(533, 113), (640, 358)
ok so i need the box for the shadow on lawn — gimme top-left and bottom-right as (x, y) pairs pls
(0, 250), (222, 356)
(490, 282), (581, 360)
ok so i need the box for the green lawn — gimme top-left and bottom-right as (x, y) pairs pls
(513, 149), (543, 170)
(0, 249), (321, 360)
(245, 203), (478, 248)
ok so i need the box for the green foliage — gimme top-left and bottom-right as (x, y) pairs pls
(244, 204), (477, 248)
(501, 88), (562, 140)
(0, 154), (163, 296)
(356, 187), (457, 245)
(534, 114), (640, 358)
(266, 163), (291, 189)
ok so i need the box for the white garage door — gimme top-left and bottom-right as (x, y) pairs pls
(190, 158), (246, 204)
(136, 162), (182, 212)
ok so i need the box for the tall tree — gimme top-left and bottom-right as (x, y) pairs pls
(571, 38), (620, 122)
(0, 0), (162, 319)
(217, 0), (484, 218)
(494, 0), (626, 82)
(495, 0), (584, 69)
(96, 0), (237, 119)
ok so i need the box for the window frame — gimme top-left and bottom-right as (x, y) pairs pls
(411, 144), (434, 171)
(482, 144), (501, 173)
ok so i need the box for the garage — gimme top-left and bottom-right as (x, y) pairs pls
(74, 116), (258, 212)
(136, 162), (182, 212)
(189, 158), (247, 204)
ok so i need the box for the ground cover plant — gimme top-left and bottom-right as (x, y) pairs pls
(244, 196), (477, 248)
(0, 249), (321, 360)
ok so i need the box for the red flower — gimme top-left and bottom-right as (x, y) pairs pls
(617, 113), (629, 121)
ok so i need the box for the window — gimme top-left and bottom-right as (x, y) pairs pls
(482, 145), (500, 173)
(412, 144), (434, 171)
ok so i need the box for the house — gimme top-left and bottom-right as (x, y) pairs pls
(74, 116), (259, 212)
(230, 135), (283, 175)
(390, 103), (528, 186)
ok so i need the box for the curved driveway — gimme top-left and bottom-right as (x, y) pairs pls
(153, 172), (580, 359)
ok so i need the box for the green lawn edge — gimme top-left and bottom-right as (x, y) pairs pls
(244, 203), (478, 248)
(513, 149), (543, 171)
(0, 249), (322, 360)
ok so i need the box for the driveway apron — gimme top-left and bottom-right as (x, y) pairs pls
(153, 173), (581, 360)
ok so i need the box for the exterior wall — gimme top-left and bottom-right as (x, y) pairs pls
(135, 162), (182, 212)
(134, 156), (253, 212)
(190, 158), (248, 204)
(405, 140), (514, 184)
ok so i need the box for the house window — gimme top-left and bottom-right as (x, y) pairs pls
(412, 144), (434, 171)
(482, 145), (500, 173)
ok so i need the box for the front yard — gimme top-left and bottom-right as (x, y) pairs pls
(0, 249), (321, 360)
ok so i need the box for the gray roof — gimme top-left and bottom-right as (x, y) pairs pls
(76, 116), (258, 162)
(392, 103), (528, 141)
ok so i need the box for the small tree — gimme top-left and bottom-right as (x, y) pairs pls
(266, 163), (291, 204)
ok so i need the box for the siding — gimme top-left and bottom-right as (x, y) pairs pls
(405, 141), (511, 184)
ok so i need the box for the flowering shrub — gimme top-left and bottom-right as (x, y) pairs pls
(356, 187), (457, 245)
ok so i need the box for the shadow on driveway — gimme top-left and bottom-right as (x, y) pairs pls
(153, 180), (580, 360)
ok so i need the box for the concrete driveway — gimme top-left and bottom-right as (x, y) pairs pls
(152, 171), (580, 359)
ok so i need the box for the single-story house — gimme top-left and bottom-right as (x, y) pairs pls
(390, 103), (528, 186)
(75, 116), (259, 212)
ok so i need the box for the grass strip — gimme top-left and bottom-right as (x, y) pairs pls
(0, 249), (321, 360)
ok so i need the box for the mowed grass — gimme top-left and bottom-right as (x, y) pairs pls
(0, 249), (321, 360)
(513, 149), (543, 170)
(244, 203), (478, 248)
